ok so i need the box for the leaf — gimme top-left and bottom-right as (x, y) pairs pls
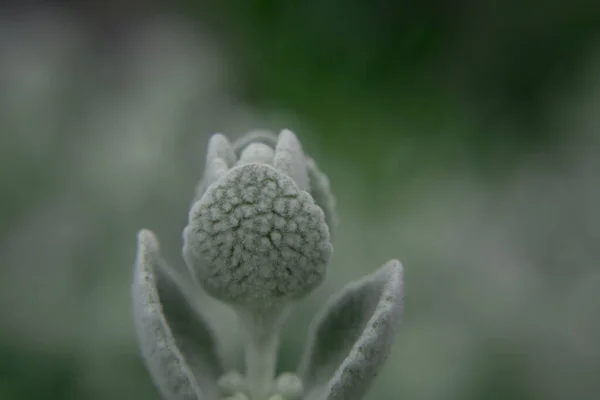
(231, 130), (278, 156)
(206, 133), (236, 169)
(193, 131), (277, 205)
(306, 157), (337, 242)
(273, 129), (310, 191)
(202, 133), (236, 194)
(297, 260), (404, 400)
(132, 229), (224, 400)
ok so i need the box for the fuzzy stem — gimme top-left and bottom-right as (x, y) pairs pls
(245, 330), (279, 400)
(237, 306), (288, 400)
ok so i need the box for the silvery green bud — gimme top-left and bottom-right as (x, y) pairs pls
(183, 130), (334, 312)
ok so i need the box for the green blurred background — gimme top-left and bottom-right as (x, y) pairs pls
(1, 1), (599, 399)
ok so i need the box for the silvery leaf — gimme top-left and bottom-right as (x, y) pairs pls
(236, 142), (275, 165)
(306, 157), (337, 242)
(195, 133), (236, 201)
(194, 131), (277, 204)
(206, 133), (236, 170)
(231, 130), (278, 156)
(297, 259), (404, 400)
(132, 229), (224, 400)
(204, 133), (236, 185)
(273, 129), (310, 191)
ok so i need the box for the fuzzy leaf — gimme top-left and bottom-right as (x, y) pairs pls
(236, 142), (275, 165)
(231, 130), (278, 156)
(206, 133), (236, 168)
(194, 134), (236, 203)
(306, 157), (337, 242)
(204, 133), (235, 188)
(132, 229), (224, 400)
(273, 129), (310, 191)
(297, 260), (404, 400)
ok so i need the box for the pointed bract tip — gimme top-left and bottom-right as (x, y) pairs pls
(384, 259), (403, 275)
(207, 133), (235, 163)
(136, 229), (160, 258)
(137, 228), (157, 244)
(279, 128), (296, 138)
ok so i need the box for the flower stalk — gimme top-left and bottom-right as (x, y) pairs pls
(245, 330), (279, 400)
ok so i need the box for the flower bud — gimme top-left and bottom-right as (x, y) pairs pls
(184, 156), (332, 312)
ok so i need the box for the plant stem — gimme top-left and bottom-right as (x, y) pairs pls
(238, 307), (288, 400)
(245, 330), (279, 400)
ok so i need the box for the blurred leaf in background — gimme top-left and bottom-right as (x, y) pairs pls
(0, 1), (599, 400)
